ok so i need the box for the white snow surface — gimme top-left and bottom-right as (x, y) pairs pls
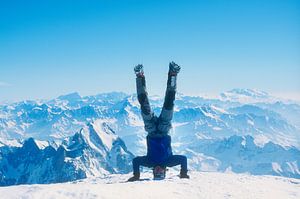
(0, 171), (299, 199)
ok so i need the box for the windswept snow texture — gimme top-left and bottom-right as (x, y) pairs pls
(0, 171), (299, 199)
(0, 89), (300, 183)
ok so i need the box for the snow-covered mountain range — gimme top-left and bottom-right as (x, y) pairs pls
(0, 120), (133, 186)
(0, 89), (300, 185)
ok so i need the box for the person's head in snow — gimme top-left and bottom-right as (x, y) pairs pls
(128, 62), (189, 182)
(153, 166), (166, 179)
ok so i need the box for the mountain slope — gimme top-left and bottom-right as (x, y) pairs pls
(184, 135), (300, 178)
(0, 120), (133, 186)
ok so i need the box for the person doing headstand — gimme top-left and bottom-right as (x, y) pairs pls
(128, 62), (189, 181)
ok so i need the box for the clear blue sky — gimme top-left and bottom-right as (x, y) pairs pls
(0, 0), (299, 102)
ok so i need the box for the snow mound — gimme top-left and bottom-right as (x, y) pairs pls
(0, 171), (299, 199)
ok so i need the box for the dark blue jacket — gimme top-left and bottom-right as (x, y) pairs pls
(146, 135), (173, 164)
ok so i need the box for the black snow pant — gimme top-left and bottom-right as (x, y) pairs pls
(132, 155), (188, 175)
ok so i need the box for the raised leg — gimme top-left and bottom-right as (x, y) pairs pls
(157, 62), (181, 134)
(135, 64), (157, 134)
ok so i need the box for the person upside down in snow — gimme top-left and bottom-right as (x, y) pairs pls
(128, 62), (189, 181)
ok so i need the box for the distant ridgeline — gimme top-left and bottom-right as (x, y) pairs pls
(1, 89), (300, 185)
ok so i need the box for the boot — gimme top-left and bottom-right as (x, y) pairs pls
(180, 170), (190, 179)
(127, 172), (140, 182)
(169, 61), (181, 76)
(134, 64), (144, 77)
(167, 61), (181, 91)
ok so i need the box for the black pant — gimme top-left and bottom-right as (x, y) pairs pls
(133, 155), (188, 174)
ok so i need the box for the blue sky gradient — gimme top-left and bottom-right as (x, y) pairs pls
(0, 0), (299, 101)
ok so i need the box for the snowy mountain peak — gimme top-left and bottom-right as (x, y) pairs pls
(0, 120), (133, 186)
(229, 88), (269, 98)
(57, 92), (82, 101)
(220, 88), (272, 103)
(79, 119), (118, 152)
(113, 95), (139, 110)
(22, 137), (40, 152)
(95, 92), (128, 100)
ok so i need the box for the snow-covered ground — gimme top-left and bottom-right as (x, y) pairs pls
(1, 171), (299, 199)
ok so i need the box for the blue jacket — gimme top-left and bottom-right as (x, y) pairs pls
(146, 135), (173, 164)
